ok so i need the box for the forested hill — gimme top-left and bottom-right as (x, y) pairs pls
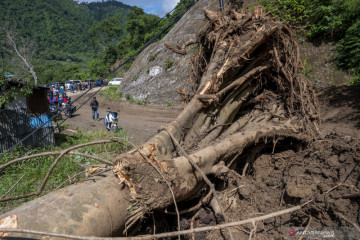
(85, 1), (132, 22)
(1, 0), (132, 55)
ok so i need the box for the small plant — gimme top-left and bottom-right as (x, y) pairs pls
(146, 67), (150, 74)
(136, 99), (147, 105)
(348, 75), (360, 85)
(302, 60), (313, 79)
(167, 101), (173, 107)
(149, 52), (158, 61)
(125, 94), (134, 102)
(164, 60), (174, 70)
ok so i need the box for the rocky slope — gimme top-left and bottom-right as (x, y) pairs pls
(118, 0), (218, 105)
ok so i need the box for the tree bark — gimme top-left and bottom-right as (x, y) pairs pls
(0, 172), (130, 236)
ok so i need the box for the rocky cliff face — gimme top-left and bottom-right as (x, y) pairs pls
(118, 0), (218, 105)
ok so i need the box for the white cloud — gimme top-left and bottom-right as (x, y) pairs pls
(162, 0), (180, 12)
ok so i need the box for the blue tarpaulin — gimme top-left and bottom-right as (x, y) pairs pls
(30, 115), (52, 128)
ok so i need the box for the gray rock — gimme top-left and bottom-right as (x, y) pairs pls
(118, 0), (218, 105)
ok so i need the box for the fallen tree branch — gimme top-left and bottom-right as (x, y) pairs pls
(0, 139), (124, 170)
(164, 40), (197, 55)
(0, 201), (311, 239)
(0, 139), (123, 202)
(0, 174), (25, 199)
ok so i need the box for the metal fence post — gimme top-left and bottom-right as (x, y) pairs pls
(219, 0), (224, 12)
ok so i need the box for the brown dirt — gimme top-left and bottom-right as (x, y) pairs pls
(319, 85), (360, 138)
(62, 88), (182, 145)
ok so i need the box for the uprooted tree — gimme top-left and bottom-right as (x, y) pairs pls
(0, 7), (321, 238)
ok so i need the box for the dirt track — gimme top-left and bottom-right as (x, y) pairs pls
(63, 87), (182, 145)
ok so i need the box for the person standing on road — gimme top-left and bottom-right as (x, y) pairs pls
(90, 97), (99, 121)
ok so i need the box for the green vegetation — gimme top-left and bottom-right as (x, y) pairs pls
(99, 86), (123, 101)
(167, 101), (173, 107)
(260, 0), (360, 84)
(125, 93), (135, 102)
(100, 88), (147, 104)
(335, 20), (360, 84)
(164, 59), (174, 70)
(0, 128), (131, 212)
(302, 59), (313, 79)
(0, 0), (134, 86)
(0, 80), (34, 109)
(149, 52), (158, 61)
(136, 99), (147, 105)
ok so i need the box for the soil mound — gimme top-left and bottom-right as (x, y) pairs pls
(133, 133), (360, 239)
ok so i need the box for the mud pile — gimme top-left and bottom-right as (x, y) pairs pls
(148, 133), (360, 239)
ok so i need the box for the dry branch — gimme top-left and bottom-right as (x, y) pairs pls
(0, 139), (124, 202)
(0, 139), (124, 171)
(164, 40), (197, 55)
(0, 174), (25, 199)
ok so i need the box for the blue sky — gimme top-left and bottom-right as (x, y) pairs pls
(75, 0), (180, 17)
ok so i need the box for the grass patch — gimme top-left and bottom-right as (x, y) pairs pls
(125, 94), (135, 102)
(149, 52), (158, 61)
(99, 86), (123, 101)
(0, 128), (131, 213)
(164, 60), (174, 70)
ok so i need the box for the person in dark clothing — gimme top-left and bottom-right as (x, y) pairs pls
(90, 97), (99, 120)
(65, 98), (75, 117)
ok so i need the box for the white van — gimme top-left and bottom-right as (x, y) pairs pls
(108, 78), (123, 86)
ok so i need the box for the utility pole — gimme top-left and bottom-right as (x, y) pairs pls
(219, 0), (224, 12)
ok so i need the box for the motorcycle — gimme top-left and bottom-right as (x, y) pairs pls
(104, 108), (118, 132)
(65, 103), (76, 117)
(50, 104), (60, 116)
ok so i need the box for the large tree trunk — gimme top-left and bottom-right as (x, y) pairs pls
(1, 172), (131, 236)
(0, 7), (319, 238)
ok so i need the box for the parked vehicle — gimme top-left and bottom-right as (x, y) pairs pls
(84, 79), (95, 89)
(108, 78), (123, 86)
(104, 108), (118, 132)
(50, 104), (61, 116)
(65, 80), (82, 90)
(95, 78), (105, 86)
(47, 82), (65, 89)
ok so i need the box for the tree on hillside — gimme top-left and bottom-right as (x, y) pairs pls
(1, 26), (38, 85)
